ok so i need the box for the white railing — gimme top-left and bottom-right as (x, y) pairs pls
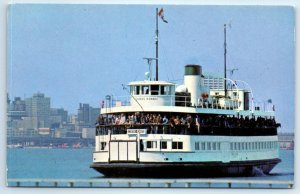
(104, 94), (275, 113)
(104, 95), (241, 110)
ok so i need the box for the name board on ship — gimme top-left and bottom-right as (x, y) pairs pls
(127, 129), (147, 134)
(135, 97), (158, 101)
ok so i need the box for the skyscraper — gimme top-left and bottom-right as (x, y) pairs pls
(77, 103), (100, 128)
(25, 92), (51, 128)
(203, 73), (225, 90)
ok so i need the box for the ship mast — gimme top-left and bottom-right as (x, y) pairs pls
(155, 8), (159, 81)
(224, 24), (227, 98)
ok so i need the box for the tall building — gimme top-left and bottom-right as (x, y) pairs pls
(7, 97), (27, 130)
(25, 92), (51, 128)
(77, 103), (100, 128)
(12, 97), (26, 111)
(203, 73), (224, 90)
(7, 97), (26, 119)
(78, 103), (90, 125)
(50, 108), (68, 127)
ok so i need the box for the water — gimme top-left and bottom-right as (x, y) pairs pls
(6, 148), (294, 186)
(7, 148), (100, 179)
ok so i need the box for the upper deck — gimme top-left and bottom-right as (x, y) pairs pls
(101, 65), (276, 117)
(101, 95), (275, 117)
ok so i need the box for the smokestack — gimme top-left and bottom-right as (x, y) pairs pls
(184, 65), (202, 106)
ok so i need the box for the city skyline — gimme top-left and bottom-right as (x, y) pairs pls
(7, 91), (100, 141)
(7, 92), (100, 115)
(7, 5), (294, 132)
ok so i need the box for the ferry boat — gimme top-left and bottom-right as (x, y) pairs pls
(90, 8), (281, 177)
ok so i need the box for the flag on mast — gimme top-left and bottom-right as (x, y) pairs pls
(158, 8), (168, 23)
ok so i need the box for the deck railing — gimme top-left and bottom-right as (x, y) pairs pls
(96, 124), (278, 136)
(105, 95), (274, 112)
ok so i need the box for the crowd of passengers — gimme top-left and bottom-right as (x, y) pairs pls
(96, 113), (280, 134)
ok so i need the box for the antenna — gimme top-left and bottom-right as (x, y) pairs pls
(154, 7), (168, 81)
(227, 68), (238, 77)
(224, 21), (233, 97)
(224, 23), (227, 98)
(155, 8), (159, 81)
(143, 57), (157, 81)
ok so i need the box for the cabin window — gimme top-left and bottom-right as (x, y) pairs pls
(146, 141), (157, 149)
(160, 86), (171, 95)
(212, 143), (216, 150)
(207, 142), (211, 150)
(100, 142), (106, 150)
(142, 86), (149, 95)
(201, 142), (206, 150)
(195, 142), (199, 150)
(134, 86), (140, 95)
(172, 142), (183, 150)
(150, 85), (159, 95)
(241, 143), (244, 150)
(160, 86), (165, 95)
(160, 85), (170, 95)
(160, 141), (167, 149)
(217, 142), (221, 150)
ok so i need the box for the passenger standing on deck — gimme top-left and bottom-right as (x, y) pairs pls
(196, 115), (201, 134)
(174, 116), (180, 134)
(115, 116), (120, 125)
(186, 114), (192, 134)
(129, 114), (134, 127)
(155, 114), (161, 134)
(169, 116), (175, 134)
(162, 115), (169, 134)
(120, 113), (126, 124)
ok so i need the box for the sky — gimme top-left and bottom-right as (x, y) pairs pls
(7, 4), (294, 132)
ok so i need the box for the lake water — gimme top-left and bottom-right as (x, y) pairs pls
(6, 148), (294, 187)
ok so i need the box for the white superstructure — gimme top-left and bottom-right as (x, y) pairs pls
(91, 64), (280, 177)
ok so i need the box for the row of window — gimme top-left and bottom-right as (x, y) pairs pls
(230, 141), (277, 151)
(130, 85), (172, 96)
(146, 141), (183, 150)
(195, 142), (221, 151)
(194, 141), (278, 151)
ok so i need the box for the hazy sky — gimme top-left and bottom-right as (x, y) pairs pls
(7, 4), (294, 132)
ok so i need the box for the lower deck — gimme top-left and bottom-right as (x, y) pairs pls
(91, 158), (281, 178)
(93, 134), (279, 163)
